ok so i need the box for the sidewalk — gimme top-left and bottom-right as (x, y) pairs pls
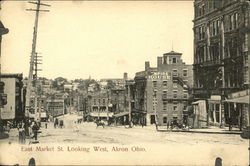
(157, 126), (242, 134)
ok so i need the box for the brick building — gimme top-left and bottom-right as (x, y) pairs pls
(88, 92), (113, 121)
(134, 51), (193, 126)
(193, 0), (250, 129)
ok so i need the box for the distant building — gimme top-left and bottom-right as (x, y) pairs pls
(46, 93), (66, 117)
(134, 51), (193, 126)
(88, 92), (113, 121)
(0, 74), (24, 122)
(193, 0), (250, 129)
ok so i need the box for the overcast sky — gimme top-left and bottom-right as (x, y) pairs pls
(1, 1), (194, 80)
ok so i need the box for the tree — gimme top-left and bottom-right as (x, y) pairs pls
(107, 80), (116, 90)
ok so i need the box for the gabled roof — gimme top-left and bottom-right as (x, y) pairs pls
(164, 50), (182, 55)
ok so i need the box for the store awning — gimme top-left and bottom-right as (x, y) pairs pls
(224, 95), (249, 104)
(113, 112), (129, 118)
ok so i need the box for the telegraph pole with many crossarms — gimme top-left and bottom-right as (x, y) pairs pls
(25, 0), (50, 125)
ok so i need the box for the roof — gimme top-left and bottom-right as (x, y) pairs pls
(163, 50), (182, 55)
(0, 73), (23, 79)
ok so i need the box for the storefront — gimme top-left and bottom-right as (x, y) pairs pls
(224, 89), (249, 131)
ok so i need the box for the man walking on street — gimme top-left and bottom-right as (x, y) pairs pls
(32, 122), (39, 141)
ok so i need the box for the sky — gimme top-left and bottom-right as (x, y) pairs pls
(1, 1), (194, 80)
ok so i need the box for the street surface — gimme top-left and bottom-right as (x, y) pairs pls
(0, 113), (249, 165)
(1, 113), (247, 145)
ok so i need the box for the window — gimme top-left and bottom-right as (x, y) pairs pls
(163, 81), (167, 87)
(153, 90), (157, 98)
(98, 99), (101, 104)
(234, 13), (238, 29)
(103, 99), (105, 105)
(183, 105), (187, 111)
(163, 117), (167, 124)
(172, 69), (178, 77)
(183, 93), (188, 98)
(183, 69), (188, 77)
(173, 83), (178, 89)
(173, 57), (177, 63)
(163, 91), (167, 99)
(197, 25), (205, 40)
(173, 104), (178, 111)
(153, 81), (157, 88)
(173, 80), (178, 88)
(163, 102), (167, 110)
(173, 90), (178, 98)
(229, 13), (238, 31)
(230, 14), (234, 30)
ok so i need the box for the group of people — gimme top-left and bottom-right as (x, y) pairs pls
(166, 120), (189, 131)
(54, 118), (64, 128)
(18, 120), (40, 144)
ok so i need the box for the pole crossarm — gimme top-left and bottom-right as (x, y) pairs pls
(28, 1), (51, 7)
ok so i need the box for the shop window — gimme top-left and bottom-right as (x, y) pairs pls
(163, 117), (167, 124)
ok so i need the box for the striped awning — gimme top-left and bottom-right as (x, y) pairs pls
(224, 96), (249, 104)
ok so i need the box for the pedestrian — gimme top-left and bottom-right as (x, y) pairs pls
(59, 120), (64, 128)
(32, 122), (39, 141)
(45, 121), (47, 129)
(167, 121), (170, 130)
(54, 118), (58, 128)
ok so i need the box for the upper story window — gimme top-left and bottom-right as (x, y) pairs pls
(163, 102), (167, 110)
(172, 69), (178, 77)
(173, 90), (178, 98)
(163, 90), (167, 99)
(173, 57), (177, 63)
(210, 19), (220, 36)
(229, 12), (239, 31)
(195, 4), (205, 18)
(198, 26), (205, 40)
(163, 81), (167, 87)
(153, 81), (157, 88)
(183, 69), (188, 77)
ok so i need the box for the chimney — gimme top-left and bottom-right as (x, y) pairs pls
(145, 61), (150, 71)
(157, 56), (163, 67)
(123, 72), (128, 80)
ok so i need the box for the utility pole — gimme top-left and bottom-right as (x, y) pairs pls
(25, 0), (50, 122)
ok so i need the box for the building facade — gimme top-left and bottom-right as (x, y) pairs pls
(88, 92), (113, 121)
(134, 51), (193, 126)
(0, 74), (24, 122)
(193, 0), (250, 128)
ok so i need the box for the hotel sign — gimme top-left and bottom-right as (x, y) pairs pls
(147, 72), (171, 80)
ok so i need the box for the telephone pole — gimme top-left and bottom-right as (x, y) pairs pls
(25, 0), (50, 121)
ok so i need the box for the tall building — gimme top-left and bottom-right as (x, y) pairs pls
(134, 51), (193, 126)
(193, 0), (250, 129)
